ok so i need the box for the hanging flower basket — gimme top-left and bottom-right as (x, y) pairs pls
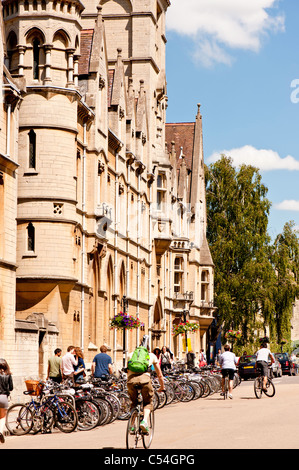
(224, 330), (242, 340)
(172, 321), (200, 336)
(259, 336), (270, 344)
(109, 312), (143, 330)
(280, 338), (287, 345)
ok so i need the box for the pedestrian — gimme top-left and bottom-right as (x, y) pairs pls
(238, 350), (248, 365)
(61, 346), (78, 382)
(0, 359), (13, 443)
(153, 348), (161, 364)
(127, 335), (164, 434)
(216, 348), (222, 366)
(47, 348), (62, 383)
(219, 344), (238, 399)
(74, 347), (86, 383)
(160, 346), (172, 372)
(199, 348), (207, 367)
(91, 345), (113, 379)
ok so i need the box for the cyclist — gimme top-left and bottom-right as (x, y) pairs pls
(126, 335), (164, 434)
(255, 342), (275, 391)
(219, 344), (238, 399)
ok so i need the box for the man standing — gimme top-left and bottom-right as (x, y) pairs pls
(91, 345), (113, 378)
(61, 346), (78, 382)
(47, 348), (62, 383)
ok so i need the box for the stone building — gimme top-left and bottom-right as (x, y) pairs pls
(0, 0), (215, 395)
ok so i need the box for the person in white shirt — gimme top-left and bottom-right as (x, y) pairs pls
(219, 344), (238, 399)
(61, 346), (78, 382)
(255, 342), (275, 391)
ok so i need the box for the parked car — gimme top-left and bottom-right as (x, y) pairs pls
(274, 353), (297, 375)
(238, 354), (281, 380)
(238, 355), (257, 380)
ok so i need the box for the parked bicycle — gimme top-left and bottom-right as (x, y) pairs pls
(6, 380), (78, 435)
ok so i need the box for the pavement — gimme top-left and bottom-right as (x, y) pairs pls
(1, 377), (299, 452)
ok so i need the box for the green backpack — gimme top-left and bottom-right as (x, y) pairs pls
(128, 347), (150, 373)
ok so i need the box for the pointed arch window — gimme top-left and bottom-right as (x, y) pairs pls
(27, 222), (35, 252)
(33, 38), (40, 79)
(29, 130), (36, 168)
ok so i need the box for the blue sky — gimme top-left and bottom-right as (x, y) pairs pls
(165, 0), (299, 241)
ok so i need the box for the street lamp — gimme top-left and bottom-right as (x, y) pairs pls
(121, 295), (129, 368)
(182, 291), (194, 354)
(182, 309), (189, 353)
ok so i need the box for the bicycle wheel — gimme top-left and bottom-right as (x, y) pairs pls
(94, 397), (113, 425)
(104, 393), (121, 422)
(180, 382), (195, 402)
(117, 392), (131, 420)
(164, 383), (175, 404)
(31, 404), (54, 434)
(264, 378), (275, 398)
(254, 377), (263, 399)
(156, 390), (167, 408)
(223, 377), (229, 400)
(200, 379), (212, 398)
(6, 404), (34, 435)
(126, 409), (141, 449)
(142, 409), (155, 449)
(153, 390), (159, 410)
(76, 399), (100, 431)
(54, 401), (77, 433)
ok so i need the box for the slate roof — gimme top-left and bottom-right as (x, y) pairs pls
(165, 122), (195, 170)
(78, 29), (94, 75)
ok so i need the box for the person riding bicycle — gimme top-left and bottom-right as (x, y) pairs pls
(219, 344), (238, 399)
(126, 335), (164, 434)
(255, 342), (275, 391)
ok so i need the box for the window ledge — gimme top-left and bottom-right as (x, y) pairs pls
(23, 170), (39, 176)
(22, 253), (37, 258)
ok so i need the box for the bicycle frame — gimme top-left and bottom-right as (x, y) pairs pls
(126, 387), (154, 449)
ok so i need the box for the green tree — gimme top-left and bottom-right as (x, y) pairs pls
(205, 156), (275, 346)
(270, 221), (299, 346)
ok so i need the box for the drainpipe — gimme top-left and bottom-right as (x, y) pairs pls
(81, 122), (87, 350)
(126, 161), (131, 357)
(113, 151), (119, 364)
(136, 172), (141, 346)
(148, 182), (152, 345)
(169, 251), (172, 348)
(126, 163), (130, 297)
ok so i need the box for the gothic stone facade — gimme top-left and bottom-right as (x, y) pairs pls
(0, 0), (215, 397)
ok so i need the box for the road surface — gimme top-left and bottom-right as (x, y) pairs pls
(1, 375), (298, 452)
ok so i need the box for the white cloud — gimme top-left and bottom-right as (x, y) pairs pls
(206, 145), (299, 171)
(274, 200), (299, 211)
(166, 0), (285, 66)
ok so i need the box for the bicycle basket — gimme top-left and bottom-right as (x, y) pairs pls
(25, 380), (44, 396)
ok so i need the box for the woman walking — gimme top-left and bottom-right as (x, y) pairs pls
(0, 359), (13, 443)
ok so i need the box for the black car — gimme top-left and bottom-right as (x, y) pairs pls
(274, 353), (297, 375)
(238, 355), (257, 380)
